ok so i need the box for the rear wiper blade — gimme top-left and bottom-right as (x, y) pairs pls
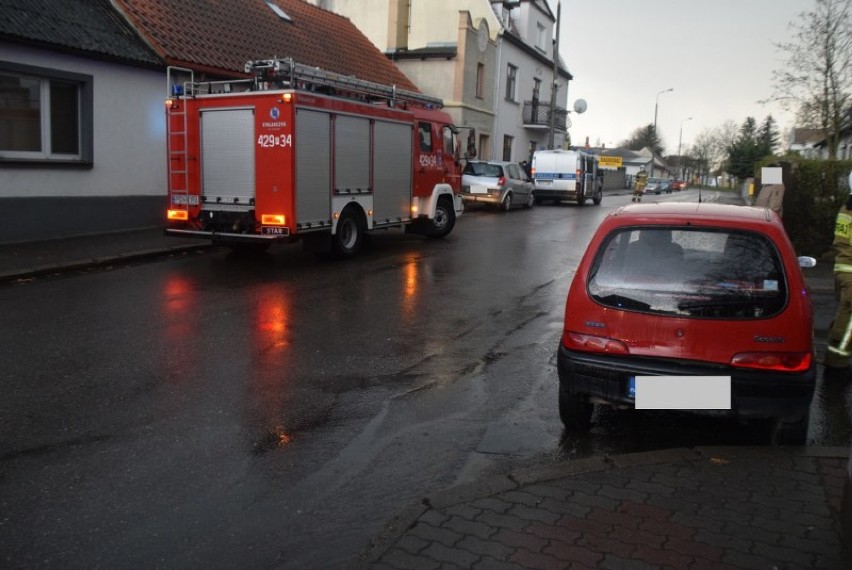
(677, 298), (755, 311)
(596, 294), (651, 311)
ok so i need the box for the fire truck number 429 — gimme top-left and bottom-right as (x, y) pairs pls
(257, 134), (292, 148)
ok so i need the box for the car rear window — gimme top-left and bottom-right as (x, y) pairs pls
(464, 162), (503, 177)
(587, 227), (787, 318)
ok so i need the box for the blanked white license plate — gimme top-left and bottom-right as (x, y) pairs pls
(469, 186), (488, 194)
(632, 376), (731, 410)
(171, 194), (199, 205)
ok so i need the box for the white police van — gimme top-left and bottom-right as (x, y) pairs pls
(531, 149), (602, 206)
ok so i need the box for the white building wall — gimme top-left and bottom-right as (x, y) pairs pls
(306, 0), (392, 50)
(409, 0), (502, 47)
(492, 39), (567, 163)
(0, 42), (165, 199)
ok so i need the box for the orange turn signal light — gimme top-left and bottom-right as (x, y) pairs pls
(167, 209), (188, 221)
(261, 214), (286, 225)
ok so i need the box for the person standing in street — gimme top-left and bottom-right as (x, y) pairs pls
(754, 180), (785, 217)
(633, 166), (648, 202)
(824, 171), (852, 382)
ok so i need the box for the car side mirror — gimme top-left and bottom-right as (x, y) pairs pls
(798, 256), (817, 269)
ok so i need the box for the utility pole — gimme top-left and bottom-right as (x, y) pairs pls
(651, 87), (673, 176)
(678, 116), (693, 180)
(548, 1), (561, 149)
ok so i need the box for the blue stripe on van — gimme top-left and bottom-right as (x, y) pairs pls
(535, 172), (577, 180)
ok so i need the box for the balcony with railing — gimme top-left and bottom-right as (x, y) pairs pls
(522, 100), (568, 131)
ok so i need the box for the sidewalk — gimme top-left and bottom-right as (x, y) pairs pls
(0, 226), (214, 283)
(355, 447), (850, 569)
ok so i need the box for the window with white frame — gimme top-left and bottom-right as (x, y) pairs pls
(505, 64), (517, 102)
(0, 63), (92, 164)
(536, 23), (547, 52)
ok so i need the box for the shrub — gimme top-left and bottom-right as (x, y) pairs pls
(756, 156), (852, 258)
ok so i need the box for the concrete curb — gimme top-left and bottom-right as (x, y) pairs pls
(0, 243), (214, 284)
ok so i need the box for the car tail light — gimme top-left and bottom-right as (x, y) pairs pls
(730, 352), (812, 373)
(498, 176), (506, 186)
(563, 331), (629, 354)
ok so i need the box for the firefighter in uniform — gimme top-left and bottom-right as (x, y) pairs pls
(824, 170), (852, 381)
(633, 166), (648, 202)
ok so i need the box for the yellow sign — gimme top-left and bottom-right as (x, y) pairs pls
(598, 156), (622, 168)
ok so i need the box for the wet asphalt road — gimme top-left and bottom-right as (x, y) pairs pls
(1, 188), (849, 569)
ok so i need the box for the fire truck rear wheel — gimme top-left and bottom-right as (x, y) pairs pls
(425, 197), (455, 239)
(331, 209), (364, 258)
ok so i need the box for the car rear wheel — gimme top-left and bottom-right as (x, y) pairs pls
(501, 192), (513, 212)
(559, 385), (594, 431)
(593, 188), (603, 205)
(577, 191), (586, 206)
(525, 191), (535, 209)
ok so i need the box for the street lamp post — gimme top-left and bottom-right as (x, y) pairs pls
(651, 87), (673, 176)
(678, 116), (693, 180)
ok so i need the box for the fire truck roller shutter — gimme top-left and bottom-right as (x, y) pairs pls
(201, 109), (256, 208)
(334, 115), (370, 195)
(372, 120), (413, 224)
(295, 109), (332, 226)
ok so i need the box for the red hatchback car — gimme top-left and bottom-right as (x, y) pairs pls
(557, 203), (816, 444)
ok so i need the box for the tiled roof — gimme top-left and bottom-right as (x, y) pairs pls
(0, 0), (162, 66)
(115, 0), (420, 91)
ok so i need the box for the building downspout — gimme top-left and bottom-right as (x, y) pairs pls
(491, 33), (503, 161)
(548, 0), (561, 150)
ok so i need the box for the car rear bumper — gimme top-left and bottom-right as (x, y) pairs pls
(557, 344), (815, 419)
(534, 188), (577, 199)
(461, 192), (504, 205)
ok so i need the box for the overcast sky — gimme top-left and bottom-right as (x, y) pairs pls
(554, 0), (809, 153)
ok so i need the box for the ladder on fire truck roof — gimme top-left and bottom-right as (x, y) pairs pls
(244, 58), (444, 109)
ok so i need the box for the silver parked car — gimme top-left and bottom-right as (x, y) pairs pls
(646, 177), (673, 195)
(461, 160), (535, 211)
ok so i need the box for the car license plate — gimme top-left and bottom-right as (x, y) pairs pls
(537, 180), (552, 186)
(633, 376), (731, 410)
(470, 186), (487, 194)
(261, 226), (286, 235)
(171, 194), (199, 206)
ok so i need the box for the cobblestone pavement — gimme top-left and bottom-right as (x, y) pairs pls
(356, 447), (850, 570)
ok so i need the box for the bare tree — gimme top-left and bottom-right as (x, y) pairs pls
(768, 0), (852, 159)
(621, 124), (666, 157)
(689, 122), (741, 184)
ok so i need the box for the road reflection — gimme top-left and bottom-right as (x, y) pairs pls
(159, 274), (199, 381)
(249, 284), (294, 454)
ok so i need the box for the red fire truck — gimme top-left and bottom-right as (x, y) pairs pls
(164, 58), (467, 257)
